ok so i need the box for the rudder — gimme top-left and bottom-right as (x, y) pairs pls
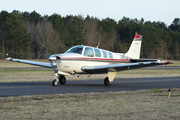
(125, 32), (143, 59)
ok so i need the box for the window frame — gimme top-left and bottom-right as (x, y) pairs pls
(65, 46), (83, 55)
(102, 51), (108, 58)
(94, 48), (101, 58)
(108, 52), (113, 59)
(83, 47), (94, 57)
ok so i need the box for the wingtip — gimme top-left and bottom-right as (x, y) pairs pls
(6, 57), (13, 61)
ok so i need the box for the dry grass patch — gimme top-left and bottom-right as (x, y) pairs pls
(0, 88), (180, 119)
(168, 60), (180, 66)
(0, 69), (53, 82)
(115, 69), (180, 78)
(1, 69), (180, 83)
(1, 60), (180, 83)
(0, 69), (179, 83)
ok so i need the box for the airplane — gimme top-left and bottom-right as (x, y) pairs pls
(6, 32), (171, 86)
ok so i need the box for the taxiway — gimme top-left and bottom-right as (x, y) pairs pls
(0, 77), (179, 97)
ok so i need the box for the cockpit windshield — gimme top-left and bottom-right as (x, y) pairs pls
(65, 46), (83, 55)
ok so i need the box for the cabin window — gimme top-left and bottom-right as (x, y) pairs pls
(83, 47), (94, 57)
(65, 46), (83, 55)
(102, 51), (108, 58)
(108, 52), (113, 58)
(94, 48), (101, 57)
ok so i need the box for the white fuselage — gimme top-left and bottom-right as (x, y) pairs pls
(49, 45), (130, 75)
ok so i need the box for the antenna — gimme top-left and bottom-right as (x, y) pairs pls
(96, 41), (100, 48)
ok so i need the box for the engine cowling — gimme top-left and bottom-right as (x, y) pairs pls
(49, 55), (60, 71)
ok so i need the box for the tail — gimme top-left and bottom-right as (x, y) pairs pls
(125, 32), (143, 59)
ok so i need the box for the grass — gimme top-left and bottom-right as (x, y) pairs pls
(154, 95), (180, 97)
(1, 59), (179, 83)
(0, 60), (180, 119)
(1, 59), (180, 83)
(152, 88), (165, 93)
(168, 60), (180, 66)
(0, 88), (180, 119)
(0, 69), (180, 83)
(1, 61), (180, 83)
(0, 59), (180, 83)
(0, 106), (4, 110)
(0, 69), (53, 82)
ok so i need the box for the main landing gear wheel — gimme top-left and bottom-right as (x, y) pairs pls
(104, 77), (111, 86)
(59, 76), (66, 85)
(52, 79), (58, 86)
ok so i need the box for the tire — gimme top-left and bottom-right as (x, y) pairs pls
(104, 77), (111, 86)
(52, 80), (58, 86)
(59, 76), (66, 84)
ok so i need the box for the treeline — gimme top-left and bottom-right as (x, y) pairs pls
(0, 10), (180, 60)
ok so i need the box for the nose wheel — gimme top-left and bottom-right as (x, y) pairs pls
(52, 79), (58, 86)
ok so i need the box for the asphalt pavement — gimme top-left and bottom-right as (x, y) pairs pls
(0, 77), (179, 97)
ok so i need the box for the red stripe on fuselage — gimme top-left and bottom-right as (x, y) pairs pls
(60, 57), (129, 62)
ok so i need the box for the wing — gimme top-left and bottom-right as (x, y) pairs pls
(6, 58), (52, 68)
(81, 60), (171, 74)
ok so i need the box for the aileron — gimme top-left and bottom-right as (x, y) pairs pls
(6, 58), (52, 68)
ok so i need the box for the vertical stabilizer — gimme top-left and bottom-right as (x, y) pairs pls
(125, 32), (143, 59)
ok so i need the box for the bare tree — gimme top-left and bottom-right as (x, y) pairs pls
(83, 19), (103, 47)
(24, 21), (37, 58)
(83, 18), (119, 51)
(97, 28), (119, 52)
(35, 20), (61, 59)
(104, 28), (119, 51)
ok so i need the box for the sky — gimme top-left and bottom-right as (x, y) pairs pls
(1, 0), (180, 26)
